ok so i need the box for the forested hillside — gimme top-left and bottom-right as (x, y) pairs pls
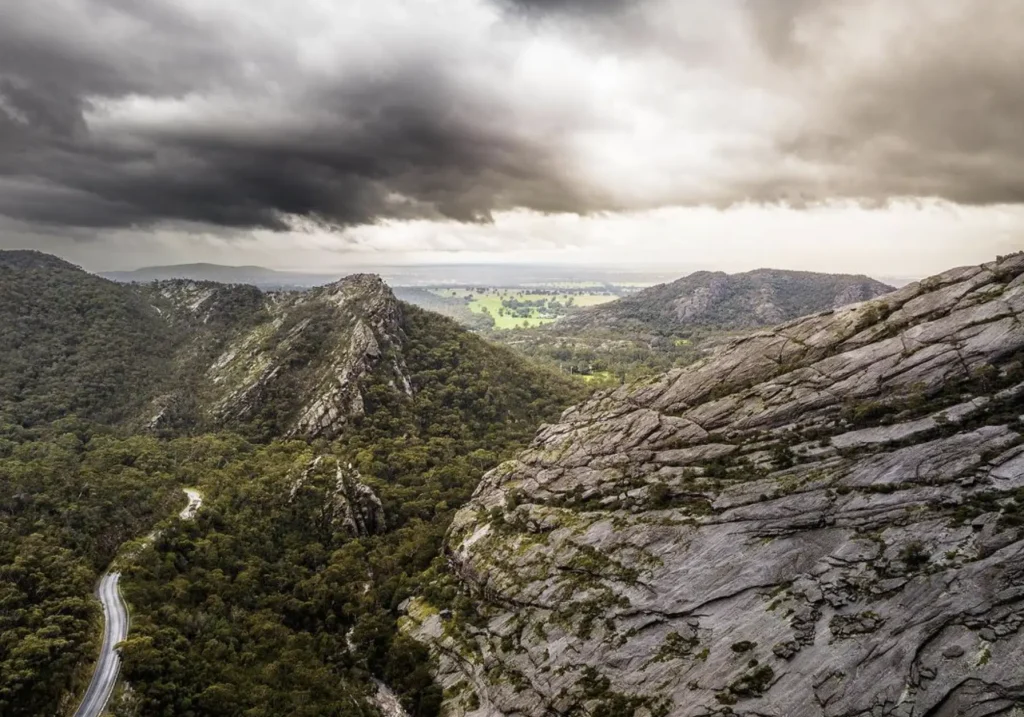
(0, 423), (187, 716)
(0, 251), (584, 716)
(118, 306), (582, 716)
(0, 252), (181, 426)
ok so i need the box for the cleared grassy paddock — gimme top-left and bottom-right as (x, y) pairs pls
(428, 288), (618, 329)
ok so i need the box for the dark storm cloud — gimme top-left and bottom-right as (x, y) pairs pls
(0, 71), (601, 230)
(2, 0), (1024, 239)
(741, 0), (820, 61)
(0, 0), (604, 232)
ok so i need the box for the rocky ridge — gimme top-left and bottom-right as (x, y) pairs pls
(147, 274), (413, 438)
(406, 254), (1024, 717)
(558, 268), (894, 334)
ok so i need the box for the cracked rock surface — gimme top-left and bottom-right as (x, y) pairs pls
(406, 254), (1024, 717)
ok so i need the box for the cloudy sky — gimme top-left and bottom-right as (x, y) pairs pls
(2, 0), (1022, 276)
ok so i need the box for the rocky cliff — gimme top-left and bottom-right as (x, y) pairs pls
(289, 455), (387, 538)
(406, 254), (1024, 717)
(202, 274), (412, 438)
(144, 274), (413, 438)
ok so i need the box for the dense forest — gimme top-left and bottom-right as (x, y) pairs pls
(0, 252), (585, 716)
(0, 422), (185, 716)
(117, 305), (584, 716)
(0, 252), (181, 427)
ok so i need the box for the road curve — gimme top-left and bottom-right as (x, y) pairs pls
(72, 488), (202, 717)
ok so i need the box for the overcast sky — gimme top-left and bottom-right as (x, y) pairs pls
(2, 0), (1022, 276)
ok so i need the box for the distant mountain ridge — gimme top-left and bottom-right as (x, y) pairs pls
(101, 263), (340, 287)
(558, 268), (895, 334)
(101, 262), (686, 289)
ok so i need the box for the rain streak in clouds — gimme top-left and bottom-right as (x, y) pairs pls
(1, 0), (1023, 260)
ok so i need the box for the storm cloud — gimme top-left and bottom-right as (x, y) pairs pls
(0, 0), (609, 231)
(1, 0), (1023, 236)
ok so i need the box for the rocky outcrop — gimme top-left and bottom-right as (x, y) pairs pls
(290, 455), (387, 538)
(206, 274), (413, 438)
(406, 254), (1024, 717)
(287, 275), (413, 438)
(140, 274), (414, 438)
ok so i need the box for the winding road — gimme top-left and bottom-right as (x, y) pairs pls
(72, 488), (202, 717)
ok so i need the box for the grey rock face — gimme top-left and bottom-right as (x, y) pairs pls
(406, 254), (1024, 717)
(290, 455), (386, 538)
(208, 274), (413, 438)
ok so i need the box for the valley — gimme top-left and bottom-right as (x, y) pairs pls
(4, 3), (1020, 715)
(426, 287), (621, 330)
(2, 250), (1022, 717)
(72, 489), (203, 717)
(0, 250), (585, 717)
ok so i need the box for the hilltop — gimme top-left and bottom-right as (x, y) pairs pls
(498, 268), (895, 384)
(558, 268), (894, 334)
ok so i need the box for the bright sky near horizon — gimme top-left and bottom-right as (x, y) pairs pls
(2, 0), (1022, 274)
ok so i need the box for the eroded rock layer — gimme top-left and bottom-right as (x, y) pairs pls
(407, 254), (1024, 717)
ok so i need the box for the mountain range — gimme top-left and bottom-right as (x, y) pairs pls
(3, 249), (1024, 717)
(0, 250), (580, 438)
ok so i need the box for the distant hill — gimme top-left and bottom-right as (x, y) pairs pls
(101, 263), (340, 288)
(558, 268), (895, 334)
(493, 268), (897, 384)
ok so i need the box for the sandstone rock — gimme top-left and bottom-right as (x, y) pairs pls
(942, 645), (965, 659)
(407, 253), (1024, 717)
(206, 274), (413, 438)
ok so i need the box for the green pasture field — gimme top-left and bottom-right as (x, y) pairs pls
(428, 287), (618, 329)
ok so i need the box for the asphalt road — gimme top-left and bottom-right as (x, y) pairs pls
(72, 488), (203, 717)
(72, 573), (128, 717)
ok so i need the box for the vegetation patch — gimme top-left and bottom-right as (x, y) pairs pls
(651, 631), (701, 663)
